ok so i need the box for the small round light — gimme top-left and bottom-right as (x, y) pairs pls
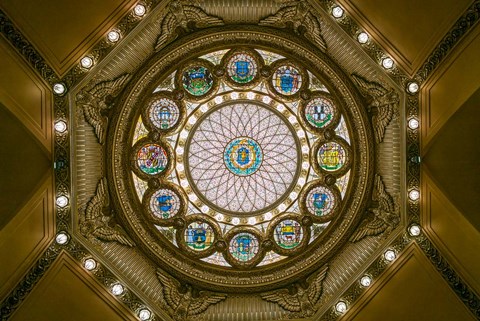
(84, 258), (97, 271)
(214, 96), (223, 104)
(54, 121), (67, 133)
(357, 32), (369, 44)
(215, 213), (224, 221)
(382, 57), (394, 69)
(360, 275), (372, 287)
(133, 4), (146, 17)
(384, 250), (396, 262)
(56, 196), (69, 208)
(247, 92), (255, 99)
(248, 217), (256, 225)
(55, 232), (69, 245)
(408, 224), (421, 236)
(408, 118), (419, 130)
(332, 6), (344, 18)
(409, 189), (420, 201)
(53, 83), (66, 95)
(111, 283), (125, 296)
(138, 308), (151, 320)
(264, 212), (273, 220)
(335, 301), (347, 313)
(232, 217), (240, 225)
(407, 82), (419, 94)
(107, 30), (120, 43)
(80, 56), (94, 69)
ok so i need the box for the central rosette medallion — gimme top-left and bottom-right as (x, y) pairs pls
(224, 137), (263, 176)
(185, 101), (301, 215)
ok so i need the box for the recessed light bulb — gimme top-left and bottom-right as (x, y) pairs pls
(56, 196), (69, 207)
(384, 250), (396, 262)
(84, 258), (97, 271)
(382, 57), (394, 69)
(408, 118), (419, 129)
(53, 83), (66, 95)
(408, 224), (421, 236)
(133, 4), (146, 17)
(357, 32), (369, 44)
(332, 6), (344, 18)
(55, 121), (67, 133)
(80, 56), (93, 69)
(138, 309), (151, 320)
(335, 301), (347, 313)
(55, 232), (69, 245)
(409, 190), (420, 201)
(407, 82), (419, 94)
(111, 283), (125, 296)
(232, 217), (240, 225)
(360, 275), (372, 287)
(248, 217), (256, 225)
(107, 30), (120, 43)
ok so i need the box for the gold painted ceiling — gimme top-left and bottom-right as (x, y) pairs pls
(0, 1), (479, 321)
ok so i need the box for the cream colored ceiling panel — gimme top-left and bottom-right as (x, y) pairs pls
(0, 0), (137, 77)
(343, 244), (477, 321)
(338, 0), (472, 75)
(421, 23), (480, 151)
(420, 171), (480, 296)
(0, 174), (53, 301)
(9, 252), (137, 321)
(0, 36), (52, 153)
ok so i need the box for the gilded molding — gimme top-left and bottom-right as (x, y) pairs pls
(259, 0), (328, 52)
(157, 269), (227, 321)
(80, 178), (135, 247)
(350, 174), (399, 242)
(261, 265), (329, 318)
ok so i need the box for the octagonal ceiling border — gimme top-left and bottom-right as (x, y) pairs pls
(0, 1), (479, 320)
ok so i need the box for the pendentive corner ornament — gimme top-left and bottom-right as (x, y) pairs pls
(259, 0), (327, 52)
(156, 269), (227, 321)
(350, 73), (399, 144)
(154, 0), (224, 51)
(261, 264), (329, 317)
(76, 73), (131, 144)
(80, 178), (135, 247)
(350, 174), (399, 242)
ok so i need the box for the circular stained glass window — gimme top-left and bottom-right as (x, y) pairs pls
(148, 98), (180, 130)
(184, 221), (215, 251)
(317, 142), (346, 172)
(182, 66), (214, 96)
(149, 188), (181, 219)
(305, 97), (336, 129)
(186, 102), (300, 214)
(227, 52), (258, 84)
(272, 64), (302, 96)
(305, 186), (336, 216)
(229, 233), (259, 262)
(136, 144), (168, 175)
(274, 220), (303, 249)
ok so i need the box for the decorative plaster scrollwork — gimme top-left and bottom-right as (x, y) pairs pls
(154, 1), (224, 51)
(76, 74), (130, 144)
(80, 178), (135, 247)
(156, 269), (227, 321)
(350, 73), (399, 144)
(259, 0), (327, 52)
(261, 265), (329, 317)
(350, 174), (399, 242)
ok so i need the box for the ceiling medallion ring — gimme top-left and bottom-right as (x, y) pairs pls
(140, 91), (187, 136)
(223, 226), (266, 269)
(297, 92), (342, 135)
(266, 59), (310, 102)
(109, 28), (373, 291)
(142, 181), (188, 227)
(311, 136), (352, 178)
(130, 137), (174, 180)
(265, 212), (312, 257)
(298, 180), (342, 225)
(181, 97), (306, 217)
(219, 47), (265, 90)
(175, 58), (220, 103)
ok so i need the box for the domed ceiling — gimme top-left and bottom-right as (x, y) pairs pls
(14, 0), (434, 319)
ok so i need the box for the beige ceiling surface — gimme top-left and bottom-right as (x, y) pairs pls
(9, 252), (137, 321)
(342, 244), (476, 321)
(0, 0), (137, 77)
(338, 0), (473, 75)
